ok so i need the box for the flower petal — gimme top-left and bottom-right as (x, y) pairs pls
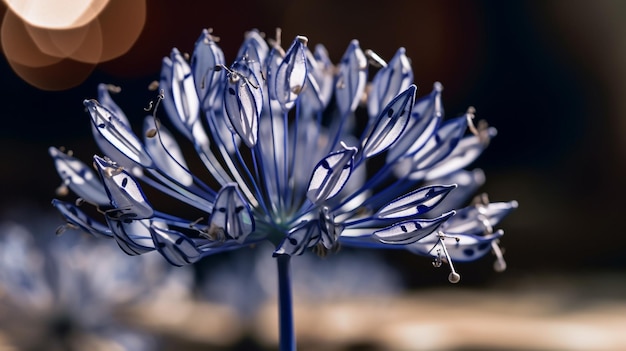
(361, 84), (416, 158)
(85, 99), (152, 167)
(236, 29), (269, 67)
(106, 217), (155, 255)
(150, 225), (203, 266)
(97, 83), (130, 126)
(373, 211), (455, 245)
(387, 83), (443, 162)
(408, 231), (503, 262)
(191, 29), (225, 112)
(143, 116), (193, 187)
(334, 40), (367, 116)
(307, 146), (357, 204)
(49, 146), (110, 206)
(223, 62), (262, 148)
(273, 221), (320, 257)
(374, 184), (457, 219)
(367, 47), (413, 120)
(273, 36), (308, 111)
(169, 48), (201, 130)
(51, 199), (113, 238)
(94, 155), (154, 220)
(209, 184), (255, 244)
(443, 201), (518, 235)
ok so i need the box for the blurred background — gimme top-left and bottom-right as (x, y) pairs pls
(1, 0), (625, 350)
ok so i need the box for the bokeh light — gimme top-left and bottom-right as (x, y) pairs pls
(0, 0), (146, 90)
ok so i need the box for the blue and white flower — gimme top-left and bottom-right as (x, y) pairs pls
(50, 28), (518, 351)
(51, 28), (515, 282)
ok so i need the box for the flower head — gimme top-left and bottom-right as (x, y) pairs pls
(51, 28), (516, 282)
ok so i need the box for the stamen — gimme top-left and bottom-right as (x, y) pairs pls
(55, 222), (78, 236)
(146, 129), (157, 138)
(188, 216), (205, 229)
(216, 64), (259, 89)
(491, 236), (507, 272)
(102, 165), (123, 178)
(75, 198), (85, 206)
(148, 80), (159, 91)
(204, 28), (220, 43)
(106, 84), (121, 93)
(472, 192), (490, 207)
(296, 35), (308, 46)
(202, 222), (226, 242)
(437, 231), (461, 283)
(466, 106), (480, 137)
(365, 49), (387, 68)
(55, 184), (69, 197)
(144, 101), (154, 112)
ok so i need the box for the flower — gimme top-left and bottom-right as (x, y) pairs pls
(0, 207), (193, 351)
(51, 28), (518, 351)
(51, 28), (516, 282)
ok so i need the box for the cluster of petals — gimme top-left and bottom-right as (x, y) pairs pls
(51, 29), (517, 282)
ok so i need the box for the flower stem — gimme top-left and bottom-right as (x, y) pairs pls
(276, 255), (296, 351)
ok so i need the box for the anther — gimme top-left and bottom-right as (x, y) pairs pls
(437, 231), (461, 283)
(203, 223), (226, 242)
(291, 85), (303, 95)
(56, 184), (69, 197)
(75, 198), (85, 206)
(55, 224), (67, 235)
(204, 28), (220, 43)
(365, 49), (387, 68)
(491, 236), (507, 272)
(147, 81), (159, 92)
(106, 84), (121, 93)
(267, 28), (282, 49)
(466, 108), (480, 137)
(146, 129), (157, 138)
(56, 223), (77, 235)
(472, 193), (490, 207)
(296, 35), (308, 46)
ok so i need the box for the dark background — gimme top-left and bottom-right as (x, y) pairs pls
(1, 0), (625, 287)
